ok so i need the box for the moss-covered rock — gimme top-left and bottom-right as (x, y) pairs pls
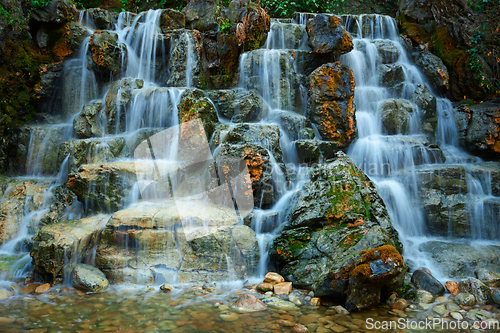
(269, 152), (403, 309)
(178, 89), (219, 139)
(380, 99), (415, 135)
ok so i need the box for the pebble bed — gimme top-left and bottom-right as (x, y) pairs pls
(1, 282), (500, 332)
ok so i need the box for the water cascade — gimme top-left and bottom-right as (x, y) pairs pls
(1, 7), (499, 297)
(341, 14), (500, 279)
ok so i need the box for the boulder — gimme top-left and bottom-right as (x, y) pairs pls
(411, 268), (445, 296)
(459, 277), (491, 305)
(413, 50), (449, 92)
(160, 9), (186, 32)
(453, 101), (500, 160)
(372, 40), (400, 64)
(267, 22), (308, 50)
(167, 30), (202, 88)
(378, 63), (405, 93)
(72, 264), (109, 293)
(95, 201), (259, 283)
(214, 143), (283, 208)
(306, 14), (353, 56)
(270, 152), (403, 310)
(182, 0), (220, 31)
(73, 100), (102, 139)
(419, 241), (500, 279)
(66, 162), (140, 213)
(30, 0), (76, 24)
(408, 164), (500, 238)
(206, 89), (269, 123)
(346, 245), (406, 311)
(267, 111), (315, 141)
(68, 23), (91, 53)
(264, 272), (285, 284)
(87, 30), (127, 78)
(58, 137), (127, 173)
(178, 89), (219, 139)
(475, 268), (500, 288)
(85, 8), (118, 30)
(380, 99), (415, 135)
(491, 288), (500, 306)
(411, 84), (437, 140)
(30, 215), (109, 283)
(104, 78), (144, 134)
(0, 179), (52, 247)
(308, 62), (356, 148)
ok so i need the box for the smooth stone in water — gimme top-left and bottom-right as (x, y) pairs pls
(475, 268), (500, 288)
(274, 282), (292, 295)
(292, 323), (309, 332)
(72, 264), (109, 293)
(264, 272), (284, 284)
(160, 283), (173, 292)
(445, 281), (459, 295)
(454, 292), (476, 306)
(333, 305), (350, 315)
(411, 269), (445, 296)
(391, 298), (408, 310)
(450, 312), (464, 320)
(0, 289), (9, 299)
(458, 277), (490, 304)
(256, 283), (273, 292)
(35, 283), (51, 294)
(233, 293), (267, 312)
(491, 288), (500, 306)
(310, 297), (321, 306)
(289, 294), (302, 306)
(220, 313), (239, 322)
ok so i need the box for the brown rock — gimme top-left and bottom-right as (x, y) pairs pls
(292, 323), (309, 332)
(310, 297), (321, 306)
(391, 298), (408, 311)
(232, 293), (267, 312)
(256, 282), (274, 292)
(35, 283), (51, 294)
(263, 272), (284, 284)
(273, 282), (292, 295)
(277, 319), (296, 327)
(333, 305), (350, 315)
(19, 283), (41, 294)
(0, 289), (9, 299)
(0, 317), (16, 325)
(160, 283), (173, 292)
(446, 281), (459, 295)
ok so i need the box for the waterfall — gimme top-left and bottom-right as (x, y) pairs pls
(340, 14), (500, 279)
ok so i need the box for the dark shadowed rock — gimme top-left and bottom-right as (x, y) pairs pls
(411, 268), (445, 296)
(306, 14), (353, 56)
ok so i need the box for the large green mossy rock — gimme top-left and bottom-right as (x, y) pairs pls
(270, 152), (403, 311)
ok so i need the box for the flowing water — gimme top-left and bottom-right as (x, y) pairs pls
(1, 8), (500, 332)
(340, 14), (500, 280)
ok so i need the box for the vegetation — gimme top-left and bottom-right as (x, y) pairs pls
(467, 0), (500, 98)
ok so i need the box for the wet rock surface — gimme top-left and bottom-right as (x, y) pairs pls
(306, 14), (353, 56)
(308, 62), (356, 148)
(270, 152), (403, 310)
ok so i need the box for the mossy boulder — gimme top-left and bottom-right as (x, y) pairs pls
(85, 8), (119, 30)
(178, 89), (219, 139)
(270, 152), (402, 310)
(414, 50), (449, 92)
(160, 9), (186, 32)
(308, 62), (356, 149)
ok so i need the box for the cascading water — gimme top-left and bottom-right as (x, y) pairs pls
(340, 14), (500, 279)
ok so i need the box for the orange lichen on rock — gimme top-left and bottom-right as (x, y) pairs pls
(241, 147), (263, 182)
(347, 218), (363, 228)
(53, 24), (73, 59)
(351, 245), (404, 279)
(485, 112), (500, 153)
